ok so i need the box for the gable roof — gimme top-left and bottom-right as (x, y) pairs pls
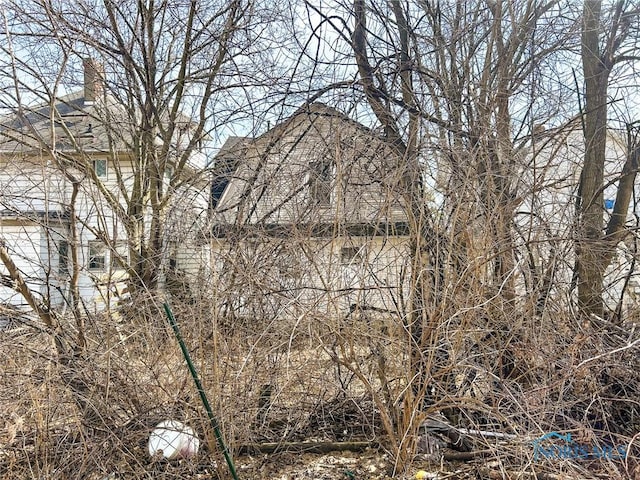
(210, 102), (408, 238)
(252, 102), (375, 142)
(0, 90), (133, 155)
(0, 59), (199, 158)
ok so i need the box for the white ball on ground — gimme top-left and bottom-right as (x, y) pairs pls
(148, 420), (200, 460)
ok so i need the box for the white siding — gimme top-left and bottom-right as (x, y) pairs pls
(0, 223), (46, 307)
(0, 151), (208, 311)
(214, 105), (407, 227)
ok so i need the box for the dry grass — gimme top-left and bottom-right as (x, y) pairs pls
(1, 294), (639, 479)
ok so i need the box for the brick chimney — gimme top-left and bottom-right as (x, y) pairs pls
(83, 58), (104, 104)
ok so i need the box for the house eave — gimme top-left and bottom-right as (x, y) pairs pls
(0, 209), (71, 224)
(210, 221), (411, 239)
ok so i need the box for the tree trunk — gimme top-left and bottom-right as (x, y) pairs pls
(577, 0), (610, 318)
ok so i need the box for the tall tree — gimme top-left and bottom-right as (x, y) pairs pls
(0, 0), (273, 430)
(304, 0), (572, 468)
(578, 0), (640, 318)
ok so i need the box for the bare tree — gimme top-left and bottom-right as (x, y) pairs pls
(577, 0), (640, 318)
(0, 0), (273, 432)
(281, 0), (584, 469)
(0, 0), (258, 300)
(2, 1), (640, 477)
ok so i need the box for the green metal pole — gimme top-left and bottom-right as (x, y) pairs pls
(163, 302), (239, 480)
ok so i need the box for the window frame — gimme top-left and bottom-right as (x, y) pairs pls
(88, 241), (106, 271)
(309, 159), (333, 206)
(58, 240), (69, 275)
(93, 158), (108, 179)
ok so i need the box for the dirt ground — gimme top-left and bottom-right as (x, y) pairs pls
(81, 447), (639, 480)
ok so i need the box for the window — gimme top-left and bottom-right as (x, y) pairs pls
(58, 240), (69, 274)
(341, 246), (364, 265)
(309, 159), (333, 206)
(94, 158), (107, 178)
(88, 241), (106, 271)
(167, 242), (179, 270)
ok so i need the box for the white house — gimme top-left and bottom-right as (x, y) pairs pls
(209, 103), (412, 321)
(209, 104), (640, 323)
(0, 59), (210, 313)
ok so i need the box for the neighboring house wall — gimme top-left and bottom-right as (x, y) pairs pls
(515, 125), (638, 312)
(0, 63), (209, 312)
(0, 216), (68, 308)
(0, 149), (134, 310)
(212, 107), (640, 321)
(0, 220), (45, 307)
(0, 155), (69, 212)
(0, 152), (209, 311)
(212, 234), (410, 320)
(211, 104), (411, 319)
